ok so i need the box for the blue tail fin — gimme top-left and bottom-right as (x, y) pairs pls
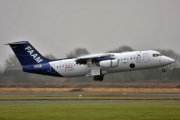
(6, 41), (51, 66)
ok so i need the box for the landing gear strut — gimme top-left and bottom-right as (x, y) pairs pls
(93, 75), (104, 81)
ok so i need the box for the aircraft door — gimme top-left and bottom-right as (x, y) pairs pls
(159, 55), (161, 65)
(143, 53), (149, 63)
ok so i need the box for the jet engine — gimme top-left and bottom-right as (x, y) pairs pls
(99, 59), (119, 68)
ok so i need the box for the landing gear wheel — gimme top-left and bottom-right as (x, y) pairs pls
(93, 75), (104, 81)
(93, 76), (98, 81)
(98, 75), (104, 81)
(162, 69), (166, 73)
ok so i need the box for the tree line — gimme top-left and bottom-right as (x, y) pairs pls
(0, 46), (180, 84)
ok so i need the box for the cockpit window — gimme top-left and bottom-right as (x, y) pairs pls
(153, 54), (162, 57)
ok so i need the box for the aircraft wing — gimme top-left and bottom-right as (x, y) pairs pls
(76, 53), (113, 64)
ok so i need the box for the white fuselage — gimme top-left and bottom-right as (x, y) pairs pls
(49, 50), (174, 77)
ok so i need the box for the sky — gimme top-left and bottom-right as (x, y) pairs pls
(0, 0), (180, 67)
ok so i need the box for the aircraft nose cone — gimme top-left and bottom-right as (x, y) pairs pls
(169, 58), (175, 63)
(161, 56), (175, 65)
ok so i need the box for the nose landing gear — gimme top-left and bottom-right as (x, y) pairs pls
(162, 69), (166, 73)
(93, 75), (104, 81)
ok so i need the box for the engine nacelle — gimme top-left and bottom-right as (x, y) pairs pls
(99, 59), (119, 68)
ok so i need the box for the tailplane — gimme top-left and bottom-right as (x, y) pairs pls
(6, 41), (51, 66)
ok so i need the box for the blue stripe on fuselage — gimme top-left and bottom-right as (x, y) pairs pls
(22, 63), (63, 77)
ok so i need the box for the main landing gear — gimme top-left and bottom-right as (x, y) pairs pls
(93, 75), (104, 81)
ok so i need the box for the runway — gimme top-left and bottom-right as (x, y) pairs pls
(0, 100), (180, 104)
(1, 93), (180, 97)
(0, 94), (180, 103)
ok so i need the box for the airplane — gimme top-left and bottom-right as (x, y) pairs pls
(6, 41), (175, 81)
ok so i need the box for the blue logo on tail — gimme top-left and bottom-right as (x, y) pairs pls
(25, 46), (43, 63)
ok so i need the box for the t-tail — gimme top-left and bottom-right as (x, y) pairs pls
(6, 41), (62, 77)
(6, 41), (51, 66)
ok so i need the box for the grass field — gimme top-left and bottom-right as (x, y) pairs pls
(0, 88), (180, 120)
(0, 102), (180, 120)
(0, 87), (180, 120)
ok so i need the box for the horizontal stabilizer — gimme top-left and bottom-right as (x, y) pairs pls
(5, 41), (28, 45)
